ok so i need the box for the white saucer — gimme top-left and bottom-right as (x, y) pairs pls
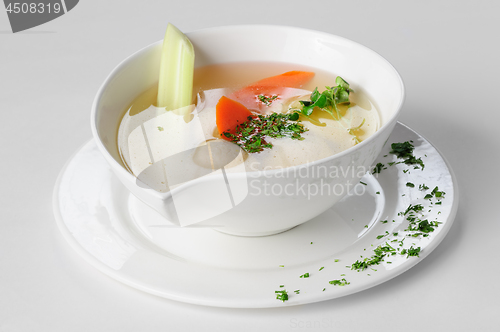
(53, 122), (458, 308)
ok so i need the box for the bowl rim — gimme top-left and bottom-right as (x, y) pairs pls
(90, 24), (405, 198)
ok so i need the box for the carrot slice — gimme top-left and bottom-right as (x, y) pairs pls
(247, 70), (315, 89)
(216, 96), (253, 140)
(230, 71), (315, 110)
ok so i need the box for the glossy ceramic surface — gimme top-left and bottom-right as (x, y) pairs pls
(90, 25), (405, 235)
(54, 123), (457, 308)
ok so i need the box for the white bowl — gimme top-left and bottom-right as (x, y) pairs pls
(91, 25), (404, 236)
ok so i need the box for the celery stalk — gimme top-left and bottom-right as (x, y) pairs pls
(157, 23), (195, 110)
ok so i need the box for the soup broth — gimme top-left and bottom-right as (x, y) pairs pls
(117, 62), (380, 192)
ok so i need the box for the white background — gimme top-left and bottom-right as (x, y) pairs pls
(1, 0), (499, 331)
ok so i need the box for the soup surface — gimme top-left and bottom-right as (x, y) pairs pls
(117, 62), (380, 192)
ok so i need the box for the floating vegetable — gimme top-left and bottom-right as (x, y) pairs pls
(230, 71), (315, 110)
(157, 23), (195, 110)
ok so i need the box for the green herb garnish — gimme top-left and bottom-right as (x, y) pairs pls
(431, 186), (446, 198)
(390, 141), (425, 169)
(404, 203), (424, 216)
(351, 242), (399, 272)
(373, 163), (385, 174)
(291, 77), (365, 143)
(419, 184), (429, 191)
(222, 113), (307, 153)
(298, 77), (351, 118)
(275, 289), (289, 302)
(258, 94), (279, 106)
(376, 231), (389, 239)
(401, 246), (421, 258)
(390, 141), (414, 159)
(405, 217), (440, 234)
(329, 278), (350, 286)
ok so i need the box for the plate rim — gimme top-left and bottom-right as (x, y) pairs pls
(53, 122), (459, 308)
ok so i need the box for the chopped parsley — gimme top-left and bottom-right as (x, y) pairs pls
(351, 241), (401, 272)
(390, 141), (425, 169)
(273, 140), (447, 302)
(406, 217), (440, 234)
(419, 184), (429, 191)
(401, 246), (421, 258)
(371, 141), (425, 175)
(424, 186), (446, 200)
(351, 255), (380, 271)
(404, 203), (424, 216)
(157, 126), (164, 131)
(390, 141), (414, 159)
(372, 162), (385, 174)
(376, 231), (389, 239)
(222, 113), (307, 153)
(329, 278), (350, 286)
(258, 94), (278, 106)
(432, 186), (446, 198)
(275, 289), (289, 302)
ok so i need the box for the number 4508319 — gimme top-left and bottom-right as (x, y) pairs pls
(5, 2), (62, 14)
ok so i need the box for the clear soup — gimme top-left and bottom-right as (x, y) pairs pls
(117, 62), (380, 192)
